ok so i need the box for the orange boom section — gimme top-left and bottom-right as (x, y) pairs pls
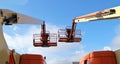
(20, 54), (46, 64)
(80, 51), (116, 64)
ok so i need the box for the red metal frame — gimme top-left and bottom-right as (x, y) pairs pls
(58, 29), (81, 42)
(33, 33), (57, 47)
(58, 21), (82, 42)
(33, 22), (57, 47)
(9, 50), (15, 64)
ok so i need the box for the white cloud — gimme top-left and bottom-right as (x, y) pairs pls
(103, 46), (112, 50)
(111, 24), (120, 50)
(27, 42), (85, 64)
(47, 49), (86, 64)
(4, 25), (40, 53)
(13, 25), (19, 32)
(98, 24), (120, 51)
(112, 35), (120, 50)
(4, 24), (85, 64)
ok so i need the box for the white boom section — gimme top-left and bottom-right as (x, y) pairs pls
(0, 9), (44, 25)
(17, 13), (44, 24)
(0, 9), (44, 64)
(74, 6), (120, 23)
(115, 49), (120, 64)
(0, 21), (9, 64)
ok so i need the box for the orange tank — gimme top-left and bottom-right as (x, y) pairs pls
(80, 51), (116, 64)
(20, 54), (46, 64)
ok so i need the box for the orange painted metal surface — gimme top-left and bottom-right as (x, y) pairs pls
(9, 50), (15, 64)
(20, 54), (45, 64)
(80, 51), (116, 64)
(80, 54), (89, 64)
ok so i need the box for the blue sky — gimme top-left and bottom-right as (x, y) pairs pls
(1, 0), (120, 64)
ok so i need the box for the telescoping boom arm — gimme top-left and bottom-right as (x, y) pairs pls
(73, 6), (120, 23)
(0, 9), (44, 25)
